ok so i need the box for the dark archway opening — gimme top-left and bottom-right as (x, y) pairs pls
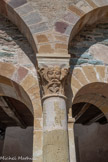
(72, 102), (108, 162)
(0, 96), (34, 162)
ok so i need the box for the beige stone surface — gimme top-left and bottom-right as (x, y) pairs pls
(95, 66), (105, 82)
(89, 44), (108, 64)
(71, 76), (82, 89)
(72, 68), (88, 85)
(38, 44), (54, 53)
(21, 74), (37, 91)
(0, 63), (15, 78)
(43, 130), (69, 162)
(82, 66), (98, 82)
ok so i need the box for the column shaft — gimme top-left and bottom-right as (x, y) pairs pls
(43, 97), (69, 162)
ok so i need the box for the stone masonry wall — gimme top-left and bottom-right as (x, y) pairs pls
(69, 18), (108, 66)
(0, 15), (36, 72)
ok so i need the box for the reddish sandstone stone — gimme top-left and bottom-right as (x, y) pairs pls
(55, 21), (69, 33)
(17, 66), (28, 82)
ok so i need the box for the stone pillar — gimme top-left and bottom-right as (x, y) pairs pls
(38, 66), (70, 162)
(68, 118), (76, 162)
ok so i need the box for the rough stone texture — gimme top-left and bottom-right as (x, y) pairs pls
(27, 0), (79, 28)
(43, 130), (69, 162)
(0, 15), (35, 68)
(1, 1), (108, 162)
(69, 19), (108, 66)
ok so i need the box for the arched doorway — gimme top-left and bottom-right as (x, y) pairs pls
(0, 76), (34, 162)
(72, 83), (108, 162)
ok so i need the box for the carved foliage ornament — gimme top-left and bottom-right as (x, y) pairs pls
(38, 66), (69, 97)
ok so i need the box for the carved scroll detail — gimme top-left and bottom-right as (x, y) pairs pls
(38, 66), (69, 97)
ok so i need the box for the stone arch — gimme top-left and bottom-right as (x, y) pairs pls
(0, 0), (48, 65)
(0, 61), (42, 119)
(0, 75), (34, 160)
(67, 8), (108, 67)
(0, 61), (43, 160)
(68, 5), (108, 47)
(71, 82), (108, 162)
(70, 65), (107, 97)
(66, 64), (108, 124)
(51, 1), (108, 54)
(72, 82), (108, 121)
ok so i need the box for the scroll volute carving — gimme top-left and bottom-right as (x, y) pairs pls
(38, 66), (69, 97)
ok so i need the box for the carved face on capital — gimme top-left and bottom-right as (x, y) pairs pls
(47, 66), (61, 82)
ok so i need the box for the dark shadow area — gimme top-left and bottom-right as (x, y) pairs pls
(0, 96), (34, 162)
(0, 15), (36, 66)
(74, 122), (108, 162)
(72, 102), (108, 162)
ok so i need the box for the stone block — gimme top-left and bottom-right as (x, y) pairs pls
(69, 5), (84, 16)
(8, 0), (27, 8)
(0, 63), (15, 78)
(82, 65), (98, 82)
(38, 44), (54, 53)
(95, 66), (105, 81)
(33, 130), (42, 151)
(55, 43), (67, 49)
(65, 25), (73, 36)
(33, 100), (42, 118)
(15, 3), (33, 16)
(30, 22), (48, 34)
(55, 35), (67, 42)
(85, 0), (97, 8)
(22, 11), (42, 26)
(17, 66), (28, 82)
(27, 84), (40, 99)
(63, 12), (79, 24)
(21, 74), (37, 91)
(36, 34), (49, 43)
(34, 119), (42, 130)
(55, 21), (69, 34)
(71, 76), (82, 89)
(72, 68), (88, 85)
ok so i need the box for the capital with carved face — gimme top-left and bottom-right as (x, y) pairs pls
(38, 65), (69, 99)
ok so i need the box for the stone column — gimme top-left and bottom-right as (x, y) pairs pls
(38, 66), (70, 162)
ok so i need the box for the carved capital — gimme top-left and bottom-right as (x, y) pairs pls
(38, 66), (69, 99)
